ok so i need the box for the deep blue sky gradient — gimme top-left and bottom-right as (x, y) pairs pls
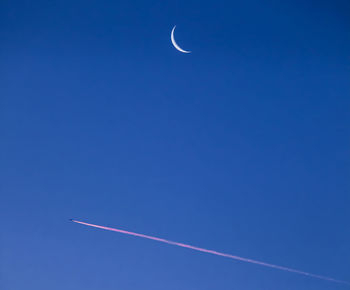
(1, 1), (350, 289)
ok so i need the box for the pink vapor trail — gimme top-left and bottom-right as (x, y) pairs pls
(71, 219), (349, 286)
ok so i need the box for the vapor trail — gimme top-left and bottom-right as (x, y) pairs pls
(71, 219), (349, 286)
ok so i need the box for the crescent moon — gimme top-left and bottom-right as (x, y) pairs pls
(171, 26), (191, 54)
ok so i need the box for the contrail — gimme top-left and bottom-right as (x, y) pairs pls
(70, 219), (349, 286)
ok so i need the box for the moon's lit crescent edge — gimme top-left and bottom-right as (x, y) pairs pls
(171, 26), (191, 53)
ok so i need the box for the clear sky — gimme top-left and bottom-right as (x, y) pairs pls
(1, 1), (349, 289)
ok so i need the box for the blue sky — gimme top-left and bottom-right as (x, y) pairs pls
(1, 1), (349, 289)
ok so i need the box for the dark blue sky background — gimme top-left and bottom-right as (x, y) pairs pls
(1, 1), (349, 289)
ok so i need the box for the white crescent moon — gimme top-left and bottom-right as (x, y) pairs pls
(171, 26), (191, 54)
